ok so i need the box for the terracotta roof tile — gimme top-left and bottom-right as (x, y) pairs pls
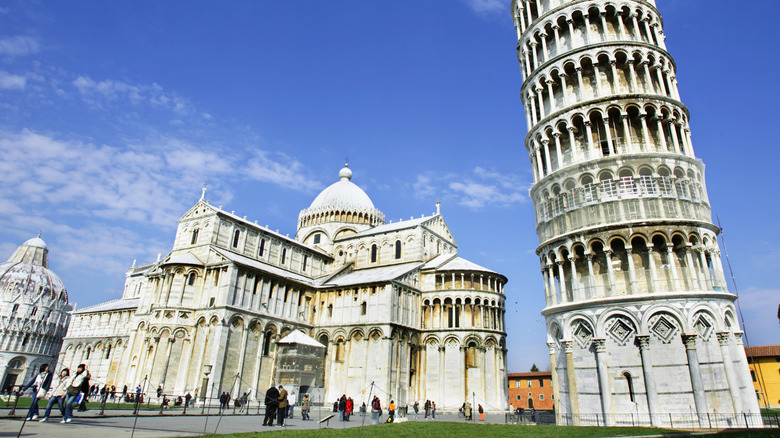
(744, 345), (780, 358)
(508, 371), (552, 378)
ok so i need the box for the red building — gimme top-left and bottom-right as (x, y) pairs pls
(507, 371), (553, 411)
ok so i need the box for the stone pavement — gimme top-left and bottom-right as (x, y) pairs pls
(0, 408), (511, 437)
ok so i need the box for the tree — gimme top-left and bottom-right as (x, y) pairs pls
(530, 363), (539, 372)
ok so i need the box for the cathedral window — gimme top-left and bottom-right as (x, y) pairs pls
(313, 234), (321, 244)
(361, 302), (367, 315)
(187, 273), (196, 286)
(213, 270), (220, 286)
(209, 297), (215, 307)
(281, 248), (287, 264)
(466, 342), (477, 367)
(302, 255), (308, 271)
(327, 304), (333, 318)
(11, 304), (18, 313)
(105, 344), (112, 359)
(191, 228), (199, 245)
(269, 281), (275, 299)
(259, 239), (265, 256)
(31, 307), (37, 316)
(371, 244), (377, 263)
(283, 286), (290, 302)
(263, 332), (273, 356)
(232, 229), (241, 248)
(85, 347), (91, 360)
(395, 240), (401, 259)
(22, 334), (29, 346)
(335, 340), (345, 362)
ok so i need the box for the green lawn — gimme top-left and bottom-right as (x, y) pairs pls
(1, 396), (180, 411)
(200, 422), (780, 438)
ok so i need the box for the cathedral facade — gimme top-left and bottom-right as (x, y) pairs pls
(511, 0), (760, 427)
(60, 165), (508, 410)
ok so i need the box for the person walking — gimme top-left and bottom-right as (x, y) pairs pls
(478, 404), (484, 421)
(424, 399), (430, 419)
(301, 393), (310, 420)
(262, 385), (279, 426)
(413, 400), (419, 420)
(276, 385), (288, 426)
(76, 366), (90, 412)
(39, 368), (69, 422)
(388, 400), (396, 422)
(287, 391), (295, 418)
(19, 363), (53, 421)
(63, 364), (90, 423)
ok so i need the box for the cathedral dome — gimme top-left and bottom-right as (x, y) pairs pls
(309, 164), (376, 211)
(0, 235), (68, 303)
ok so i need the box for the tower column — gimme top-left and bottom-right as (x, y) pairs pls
(593, 338), (612, 426)
(682, 334), (708, 424)
(556, 260), (568, 303)
(553, 132), (564, 169)
(636, 335), (660, 426)
(548, 342), (562, 424)
(563, 340), (580, 425)
(716, 332), (742, 413)
(585, 253), (595, 299)
(666, 247), (681, 290)
(646, 244), (659, 292)
(603, 249), (617, 296)
(625, 247), (637, 294)
(547, 263), (558, 305)
(639, 113), (652, 151)
(568, 256), (580, 301)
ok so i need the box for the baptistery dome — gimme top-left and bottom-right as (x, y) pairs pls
(0, 235), (72, 393)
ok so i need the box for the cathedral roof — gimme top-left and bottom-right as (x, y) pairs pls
(213, 247), (315, 285)
(341, 215), (433, 240)
(322, 262), (422, 287)
(308, 164), (376, 212)
(423, 253), (503, 277)
(0, 235), (69, 304)
(74, 298), (139, 314)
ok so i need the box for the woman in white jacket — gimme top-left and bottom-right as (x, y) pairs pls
(62, 364), (89, 423)
(39, 368), (69, 422)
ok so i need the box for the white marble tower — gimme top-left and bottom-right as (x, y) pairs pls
(511, 0), (761, 427)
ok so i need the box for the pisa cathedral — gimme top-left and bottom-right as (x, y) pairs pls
(60, 165), (509, 409)
(512, 0), (760, 427)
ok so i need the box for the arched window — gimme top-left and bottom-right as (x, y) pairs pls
(361, 301), (367, 315)
(335, 340), (345, 362)
(395, 240), (402, 260)
(623, 372), (635, 402)
(262, 332), (273, 356)
(191, 228), (199, 245)
(313, 234), (321, 244)
(258, 239), (266, 256)
(466, 342), (477, 367)
(187, 272), (196, 286)
(327, 304), (333, 318)
(85, 346), (91, 360)
(281, 248), (287, 264)
(105, 344), (112, 359)
(22, 334), (30, 347)
(371, 244), (377, 263)
(232, 229), (241, 248)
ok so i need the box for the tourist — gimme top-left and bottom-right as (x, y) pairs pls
(63, 364), (90, 423)
(39, 368), (69, 422)
(19, 363), (52, 421)
(287, 390), (295, 418)
(338, 394), (346, 421)
(262, 385), (279, 426)
(432, 401), (436, 419)
(277, 385), (288, 426)
(478, 404), (484, 421)
(345, 397), (353, 421)
(388, 400), (396, 422)
(301, 393), (310, 420)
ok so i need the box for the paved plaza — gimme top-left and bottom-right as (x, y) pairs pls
(0, 407), (512, 437)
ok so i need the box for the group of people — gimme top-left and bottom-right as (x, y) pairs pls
(459, 401), (485, 421)
(334, 394), (355, 421)
(261, 384), (289, 427)
(19, 363), (91, 424)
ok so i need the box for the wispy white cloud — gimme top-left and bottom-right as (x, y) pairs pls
(0, 71), (26, 89)
(461, 0), (509, 15)
(412, 166), (528, 208)
(72, 75), (189, 113)
(0, 36), (40, 56)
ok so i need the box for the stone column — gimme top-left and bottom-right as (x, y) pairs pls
(552, 25), (562, 53)
(655, 117), (668, 151)
(556, 260), (569, 303)
(159, 337), (175, 389)
(546, 79), (556, 112)
(553, 132), (564, 168)
(563, 341), (580, 425)
(667, 247), (681, 290)
(733, 332), (761, 413)
(593, 338), (612, 426)
(716, 332), (742, 413)
(646, 244), (659, 292)
(604, 249), (617, 296)
(626, 247), (637, 294)
(548, 342), (562, 424)
(438, 345), (445, 406)
(636, 335), (660, 426)
(620, 114), (632, 151)
(585, 253), (596, 299)
(542, 138), (553, 172)
(642, 61), (655, 93)
(547, 263), (558, 305)
(568, 256), (580, 301)
(684, 247), (700, 290)
(560, 72), (569, 106)
(639, 113), (652, 151)
(682, 334), (709, 422)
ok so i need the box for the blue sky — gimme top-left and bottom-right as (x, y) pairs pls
(0, 0), (777, 372)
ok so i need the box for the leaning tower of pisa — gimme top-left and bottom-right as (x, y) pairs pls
(511, 0), (761, 427)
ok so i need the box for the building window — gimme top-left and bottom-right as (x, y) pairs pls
(539, 394), (545, 401)
(191, 228), (199, 245)
(361, 302), (367, 315)
(313, 234), (321, 244)
(232, 229), (241, 248)
(527, 380), (533, 388)
(371, 244), (377, 263)
(466, 342), (477, 368)
(327, 304), (333, 318)
(209, 297), (215, 307)
(623, 372), (635, 402)
(262, 332), (273, 356)
(538, 378), (544, 388)
(395, 240), (401, 259)
(259, 239), (265, 256)
(31, 307), (37, 316)
(335, 340), (345, 362)
(22, 334), (30, 346)
(751, 370), (757, 382)
(281, 248), (287, 264)
(302, 255), (308, 271)
(85, 347), (91, 360)
(11, 304), (18, 313)
(187, 272), (196, 286)
(105, 344), (112, 359)
(515, 380), (521, 388)
(516, 394), (522, 401)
